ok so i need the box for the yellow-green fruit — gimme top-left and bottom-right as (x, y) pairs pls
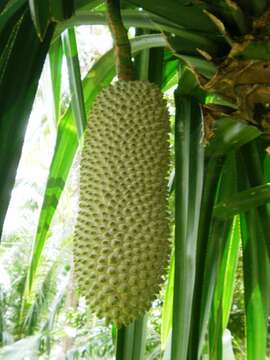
(74, 80), (170, 327)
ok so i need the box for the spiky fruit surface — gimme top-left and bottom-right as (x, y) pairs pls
(74, 80), (170, 327)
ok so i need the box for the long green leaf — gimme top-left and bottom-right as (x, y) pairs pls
(29, 0), (75, 39)
(62, 27), (87, 137)
(166, 32), (222, 57)
(0, 8), (54, 240)
(161, 251), (174, 350)
(208, 223), (232, 360)
(0, 0), (26, 34)
(28, 0), (50, 39)
(172, 94), (191, 360)
(221, 216), (241, 329)
(116, 325), (135, 360)
(248, 0), (268, 16)
(238, 145), (270, 360)
(212, 215), (241, 330)
(116, 318), (147, 360)
(188, 155), (225, 359)
(178, 54), (217, 79)
(25, 48), (114, 297)
(132, 316), (147, 360)
(57, 9), (221, 56)
(134, 29), (150, 80)
(238, 40), (270, 60)
(161, 57), (178, 92)
(198, 0), (247, 35)
(50, 0), (74, 21)
(56, 10), (221, 58)
(264, 155), (270, 182)
(49, 36), (63, 123)
(126, 0), (218, 32)
(197, 153), (237, 359)
(198, 154), (236, 359)
(208, 215), (241, 359)
(206, 117), (261, 157)
(214, 183), (270, 219)
(74, 0), (103, 10)
(242, 141), (270, 258)
(241, 211), (270, 360)
(172, 91), (204, 359)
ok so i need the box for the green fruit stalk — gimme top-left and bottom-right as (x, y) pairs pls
(74, 80), (170, 327)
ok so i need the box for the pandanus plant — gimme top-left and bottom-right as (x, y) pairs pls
(0, 0), (270, 359)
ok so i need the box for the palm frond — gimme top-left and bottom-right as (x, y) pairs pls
(0, 6), (54, 240)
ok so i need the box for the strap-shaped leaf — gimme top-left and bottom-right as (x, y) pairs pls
(241, 210), (270, 360)
(161, 251), (174, 350)
(166, 31), (222, 57)
(62, 28), (87, 137)
(199, 153), (237, 358)
(194, 0), (247, 34)
(178, 55), (217, 79)
(25, 47), (114, 297)
(172, 92), (204, 359)
(236, 40), (270, 60)
(209, 215), (240, 358)
(116, 325), (135, 360)
(214, 183), (270, 219)
(49, 37), (63, 123)
(206, 117), (261, 157)
(0, 0), (26, 34)
(59, 8), (224, 57)
(126, 0), (218, 32)
(50, 0), (74, 22)
(28, 0), (75, 39)
(75, 0), (103, 10)
(28, 0), (50, 39)
(247, 0), (268, 17)
(238, 143), (270, 360)
(187, 155), (225, 358)
(0, 8), (54, 240)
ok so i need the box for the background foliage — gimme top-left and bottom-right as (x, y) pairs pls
(0, 0), (270, 359)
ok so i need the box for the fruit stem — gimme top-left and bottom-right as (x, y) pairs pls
(106, 0), (135, 81)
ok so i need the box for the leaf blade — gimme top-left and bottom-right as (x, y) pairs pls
(49, 36), (63, 123)
(0, 9), (54, 240)
(62, 27), (87, 137)
(172, 90), (204, 359)
(126, 0), (218, 32)
(214, 183), (270, 219)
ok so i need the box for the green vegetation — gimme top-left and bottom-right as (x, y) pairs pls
(0, 1), (270, 359)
